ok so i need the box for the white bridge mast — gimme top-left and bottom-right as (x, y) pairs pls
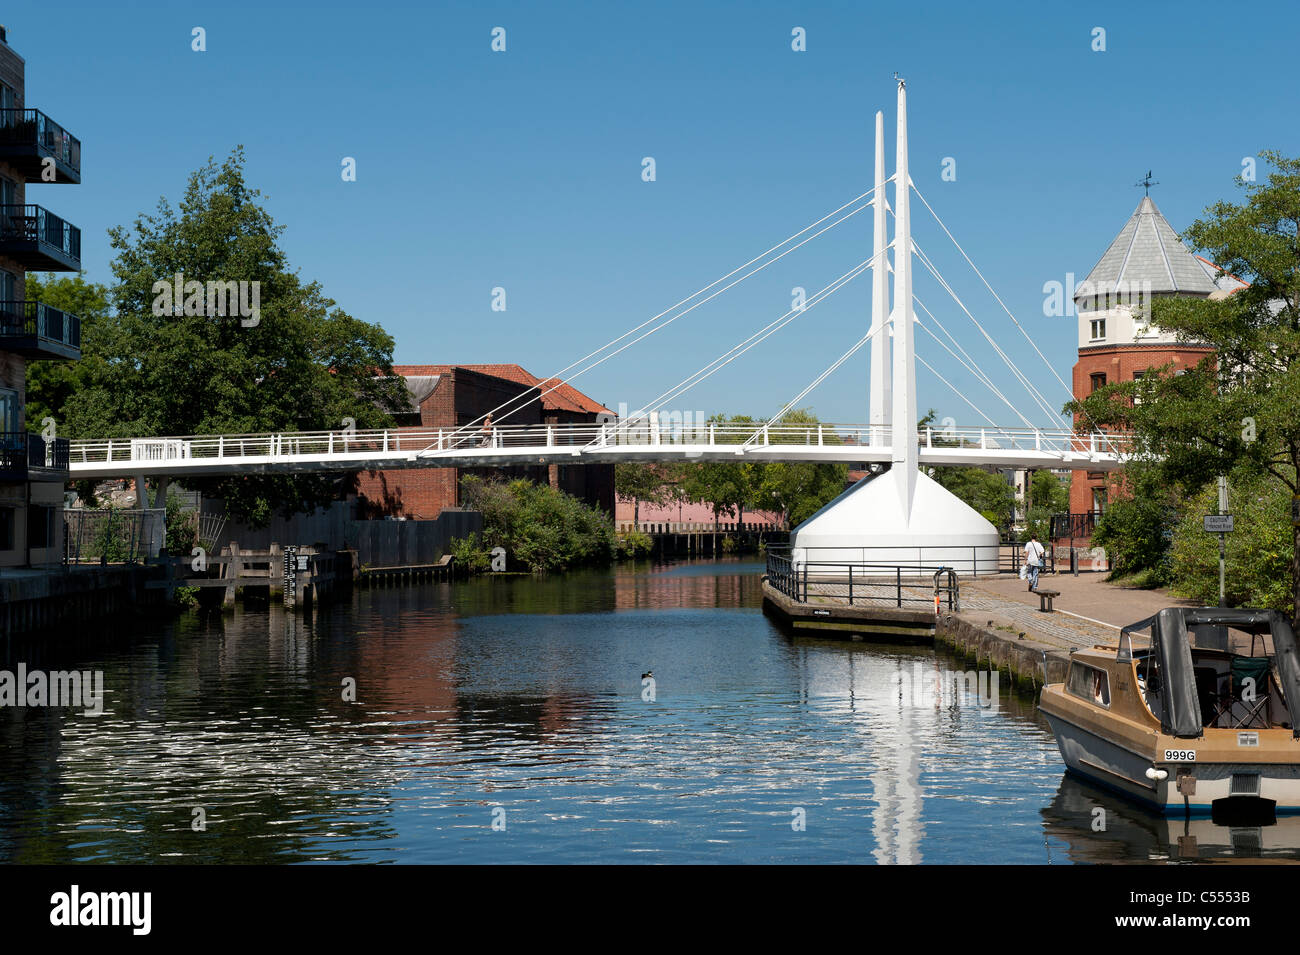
(889, 77), (919, 518)
(868, 109), (891, 448)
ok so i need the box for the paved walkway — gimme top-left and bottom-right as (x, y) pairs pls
(800, 571), (1201, 652)
(968, 571), (1198, 628)
(963, 572), (1199, 650)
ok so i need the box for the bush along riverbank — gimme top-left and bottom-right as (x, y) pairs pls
(450, 476), (619, 574)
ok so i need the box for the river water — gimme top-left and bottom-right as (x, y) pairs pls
(0, 559), (1294, 864)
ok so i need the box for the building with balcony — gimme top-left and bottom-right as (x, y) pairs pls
(0, 25), (80, 568)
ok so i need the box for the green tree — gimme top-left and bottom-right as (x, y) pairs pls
(614, 462), (680, 524)
(24, 272), (112, 428)
(928, 466), (1015, 530)
(164, 490), (199, 555)
(63, 148), (408, 525)
(1091, 464), (1179, 582)
(1024, 469), (1070, 541)
(1068, 151), (1300, 623)
(1168, 471), (1294, 610)
(674, 414), (755, 532)
(455, 475), (614, 573)
(746, 409), (848, 528)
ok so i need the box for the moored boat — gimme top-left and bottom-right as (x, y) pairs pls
(1039, 607), (1300, 816)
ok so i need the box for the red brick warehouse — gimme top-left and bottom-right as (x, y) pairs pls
(355, 364), (615, 519)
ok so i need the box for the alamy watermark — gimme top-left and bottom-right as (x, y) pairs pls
(151, 272), (261, 327)
(895, 661), (1000, 715)
(0, 664), (104, 715)
(1043, 275), (1153, 319)
(596, 402), (710, 444)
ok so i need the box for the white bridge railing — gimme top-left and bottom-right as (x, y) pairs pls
(64, 422), (1131, 475)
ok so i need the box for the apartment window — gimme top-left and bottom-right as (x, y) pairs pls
(1089, 373), (1107, 393)
(0, 507), (13, 551)
(29, 505), (54, 550)
(1089, 318), (1105, 341)
(0, 175), (15, 209)
(0, 267), (14, 302)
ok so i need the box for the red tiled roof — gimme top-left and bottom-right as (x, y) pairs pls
(392, 364), (610, 415)
(1193, 254), (1249, 292)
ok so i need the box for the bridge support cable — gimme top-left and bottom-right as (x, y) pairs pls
(753, 318), (892, 446)
(633, 237), (894, 424)
(423, 184), (887, 453)
(596, 254), (878, 448)
(915, 354), (1005, 430)
(912, 297), (1037, 432)
(913, 239), (1061, 423)
(912, 240), (1065, 425)
(910, 181), (1106, 435)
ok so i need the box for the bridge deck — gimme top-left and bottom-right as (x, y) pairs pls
(64, 423), (1129, 478)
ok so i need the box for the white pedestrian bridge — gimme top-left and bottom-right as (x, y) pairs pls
(65, 422), (1129, 479)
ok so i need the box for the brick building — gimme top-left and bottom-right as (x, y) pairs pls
(0, 26), (81, 567)
(1069, 194), (1244, 517)
(355, 364), (615, 519)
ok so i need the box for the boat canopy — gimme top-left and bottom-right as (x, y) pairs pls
(1124, 608), (1300, 740)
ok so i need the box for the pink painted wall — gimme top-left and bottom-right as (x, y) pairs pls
(614, 498), (782, 527)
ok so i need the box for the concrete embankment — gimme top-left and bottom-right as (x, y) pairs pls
(934, 611), (1072, 690)
(0, 565), (164, 638)
(762, 576), (1112, 690)
(761, 583), (938, 643)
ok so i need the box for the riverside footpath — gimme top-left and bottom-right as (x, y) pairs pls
(937, 572), (1200, 690)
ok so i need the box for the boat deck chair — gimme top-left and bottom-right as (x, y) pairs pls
(1212, 657), (1272, 729)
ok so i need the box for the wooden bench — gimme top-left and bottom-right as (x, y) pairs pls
(1036, 589), (1060, 613)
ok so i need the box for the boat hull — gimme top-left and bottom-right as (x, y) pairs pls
(1042, 710), (1300, 815)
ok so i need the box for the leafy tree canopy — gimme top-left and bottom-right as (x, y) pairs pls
(24, 272), (111, 427)
(928, 466), (1014, 530)
(53, 148), (408, 525)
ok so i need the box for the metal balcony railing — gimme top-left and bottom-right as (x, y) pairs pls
(0, 300), (82, 350)
(0, 432), (71, 476)
(0, 204), (81, 267)
(0, 108), (81, 176)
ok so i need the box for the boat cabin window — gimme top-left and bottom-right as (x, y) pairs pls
(1067, 662), (1110, 707)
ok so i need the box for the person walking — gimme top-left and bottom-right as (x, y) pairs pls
(1024, 533), (1046, 591)
(478, 413), (494, 449)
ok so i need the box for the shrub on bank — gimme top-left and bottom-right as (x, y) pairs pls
(452, 476), (615, 574)
(615, 529), (654, 560)
(1168, 474), (1294, 615)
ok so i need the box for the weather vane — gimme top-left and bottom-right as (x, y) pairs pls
(1135, 170), (1158, 195)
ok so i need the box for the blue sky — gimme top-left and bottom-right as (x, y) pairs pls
(10, 0), (1299, 429)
